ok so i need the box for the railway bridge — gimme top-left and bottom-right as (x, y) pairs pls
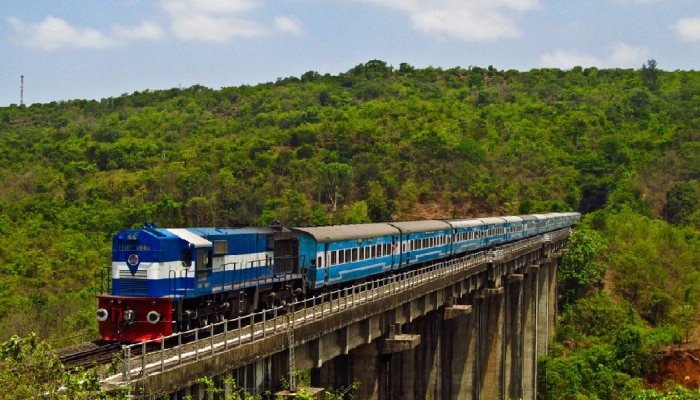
(102, 228), (572, 399)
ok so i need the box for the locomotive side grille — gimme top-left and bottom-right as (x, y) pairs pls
(119, 270), (148, 296)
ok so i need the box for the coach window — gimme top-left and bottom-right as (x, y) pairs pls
(339, 250), (344, 264)
(317, 255), (323, 268)
(331, 251), (337, 265)
(345, 249), (351, 263)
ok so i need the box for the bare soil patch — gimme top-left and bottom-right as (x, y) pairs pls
(647, 348), (700, 390)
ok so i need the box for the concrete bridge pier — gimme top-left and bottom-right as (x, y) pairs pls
(476, 282), (505, 400)
(314, 342), (382, 399)
(521, 256), (558, 400)
(446, 296), (477, 399)
(505, 273), (525, 400)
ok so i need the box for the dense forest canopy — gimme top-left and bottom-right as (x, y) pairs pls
(1, 59), (700, 397)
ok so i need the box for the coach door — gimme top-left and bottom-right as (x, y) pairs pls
(392, 234), (401, 270)
(321, 244), (329, 286)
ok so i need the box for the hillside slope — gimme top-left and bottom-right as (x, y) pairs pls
(0, 60), (698, 353)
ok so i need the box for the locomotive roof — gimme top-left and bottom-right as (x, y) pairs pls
(187, 227), (275, 238)
(291, 223), (399, 242)
(167, 228), (213, 248)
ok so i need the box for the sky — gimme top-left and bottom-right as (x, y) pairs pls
(1, 0), (699, 106)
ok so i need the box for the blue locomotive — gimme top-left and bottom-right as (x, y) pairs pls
(97, 212), (580, 342)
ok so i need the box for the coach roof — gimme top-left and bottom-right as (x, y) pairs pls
(291, 223), (399, 243)
(389, 220), (452, 233)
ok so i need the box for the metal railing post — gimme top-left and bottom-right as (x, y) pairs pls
(161, 335), (165, 372)
(195, 328), (199, 360)
(224, 319), (229, 350)
(141, 342), (146, 377)
(178, 331), (182, 365)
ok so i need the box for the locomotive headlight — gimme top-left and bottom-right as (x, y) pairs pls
(96, 308), (109, 322)
(147, 310), (161, 324)
(123, 309), (136, 322)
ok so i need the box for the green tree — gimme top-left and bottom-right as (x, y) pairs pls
(640, 59), (660, 92)
(559, 225), (607, 306)
(318, 162), (352, 213)
(367, 180), (396, 222)
(0, 333), (126, 399)
(340, 201), (371, 224)
(664, 181), (699, 224)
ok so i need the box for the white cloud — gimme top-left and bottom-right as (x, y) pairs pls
(610, 42), (650, 67)
(7, 15), (120, 51)
(7, 16), (163, 51)
(113, 21), (164, 41)
(674, 17), (700, 41)
(162, 0), (269, 41)
(358, 0), (540, 41)
(540, 43), (650, 69)
(274, 16), (303, 35)
(540, 50), (603, 69)
(171, 0), (257, 14)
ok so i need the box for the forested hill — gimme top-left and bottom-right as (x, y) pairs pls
(0, 60), (699, 349)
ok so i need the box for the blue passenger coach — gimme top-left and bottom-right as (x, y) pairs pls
(446, 218), (486, 255)
(389, 220), (452, 269)
(291, 223), (400, 289)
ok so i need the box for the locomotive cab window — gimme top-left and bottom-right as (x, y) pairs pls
(182, 248), (193, 267)
(196, 249), (211, 271)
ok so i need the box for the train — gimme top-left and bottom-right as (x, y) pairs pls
(96, 212), (580, 342)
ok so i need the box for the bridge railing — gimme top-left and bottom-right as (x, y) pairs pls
(111, 229), (572, 385)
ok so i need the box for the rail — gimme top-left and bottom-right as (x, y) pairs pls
(108, 229), (572, 386)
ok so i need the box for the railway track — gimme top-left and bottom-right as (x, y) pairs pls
(56, 327), (224, 372)
(57, 341), (126, 371)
